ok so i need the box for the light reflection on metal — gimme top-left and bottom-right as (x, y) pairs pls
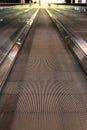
(8, 44), (19, 61)
(80, 43), (87, 54)
(16, 42), (21, 45)
(0, 19), (3, 22)
(0, 7), (4, 10)
(74, 38), (87, 55)
(0, 43), (19, 87)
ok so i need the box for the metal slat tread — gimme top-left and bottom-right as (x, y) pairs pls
(0, 9), (87, 130)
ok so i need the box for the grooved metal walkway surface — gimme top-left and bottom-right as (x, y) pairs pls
(0, 9), (87, 130)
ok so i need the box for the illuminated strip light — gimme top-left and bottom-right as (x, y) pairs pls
(24, 9), (31, 12)
(52, 8), (61, 13)
(46, 9), (52, 17)
(82, 0), (86, 3)
(27, 9), (39, 26)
